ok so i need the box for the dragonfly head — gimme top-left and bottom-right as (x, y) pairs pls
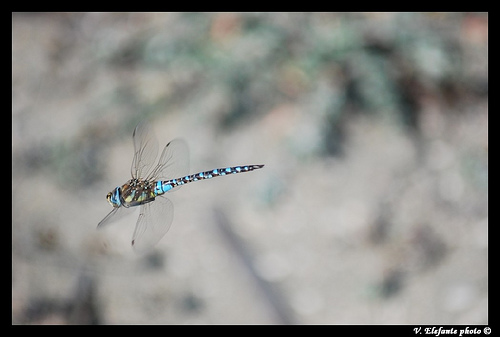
(106, 187), (122, 207)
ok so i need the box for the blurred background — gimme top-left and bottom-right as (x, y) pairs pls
(12, 12), (488, 324)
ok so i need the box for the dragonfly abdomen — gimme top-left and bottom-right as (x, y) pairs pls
(154, 164), (265, 196)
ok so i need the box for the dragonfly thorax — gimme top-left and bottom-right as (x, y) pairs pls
(110, 178), (158, 208)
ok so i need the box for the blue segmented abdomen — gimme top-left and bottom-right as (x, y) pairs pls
(153, 164), (265, 196)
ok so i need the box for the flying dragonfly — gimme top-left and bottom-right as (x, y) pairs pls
(98, 122), (264, 253)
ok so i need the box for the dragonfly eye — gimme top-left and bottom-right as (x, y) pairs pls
(106, 187), (122, 207)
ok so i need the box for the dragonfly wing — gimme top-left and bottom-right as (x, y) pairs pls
(131, 196), (174, 253)
(148, 138), (189, 191)
(97, 206), (136, 228)
(131, 121), (159, 179)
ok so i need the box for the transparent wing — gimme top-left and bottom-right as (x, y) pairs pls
(131, 196), (174, 254)
(131, 121), (159, 179)
(97, 206), (136, 229)
(146, 138), (189, 191)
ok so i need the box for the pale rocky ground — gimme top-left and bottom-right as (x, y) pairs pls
(12, 13), (487, 324)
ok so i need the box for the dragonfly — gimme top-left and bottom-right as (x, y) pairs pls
(98, 121), (264, 253)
